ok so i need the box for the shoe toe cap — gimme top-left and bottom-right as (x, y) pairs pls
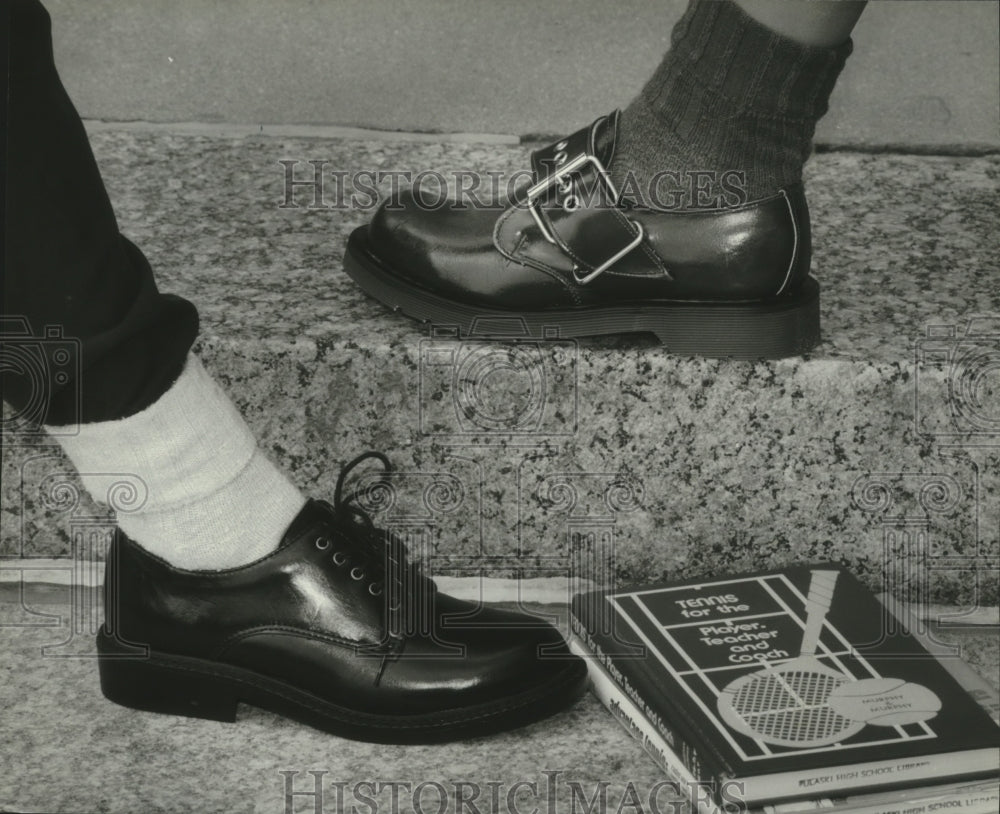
(366, 188), (551, 305)
(392, 598), (584, 706)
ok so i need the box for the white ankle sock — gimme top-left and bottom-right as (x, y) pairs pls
(48, 353), (307, 570)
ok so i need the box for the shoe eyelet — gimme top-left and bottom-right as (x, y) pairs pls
(557, 176), (573, 195)
(350, 567), (366, 581)
(332, 551), (348, 566)
(554, 150), (568, 166)
(314, 537), (330, 550)
(555, 140), (568, 151)
(368, 583), (383, 597)
(562, 194), (580, 212)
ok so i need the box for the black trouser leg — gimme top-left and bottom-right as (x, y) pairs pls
(2, 0), (198, 427)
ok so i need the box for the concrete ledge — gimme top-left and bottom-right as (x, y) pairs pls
(46, 0), (1000, 150)
(82, 119), (522, 145)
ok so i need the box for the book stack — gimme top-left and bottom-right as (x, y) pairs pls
(570, 564), (1000, 814)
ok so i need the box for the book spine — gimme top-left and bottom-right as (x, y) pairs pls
(569, 635), (740, 814)
(570, 617), (736, 800)
(765, 780), (1000, 814)
(739, 750), (1000, 803)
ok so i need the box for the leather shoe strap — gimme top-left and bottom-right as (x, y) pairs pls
(498, 112), (669, 283)
(529, 113), (614, 186)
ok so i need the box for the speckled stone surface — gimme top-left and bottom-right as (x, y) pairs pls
(0, 588), (997, 814)
(2, 132), (999, 605)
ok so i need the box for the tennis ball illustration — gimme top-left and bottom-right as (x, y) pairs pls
(829, 678), (942, 727)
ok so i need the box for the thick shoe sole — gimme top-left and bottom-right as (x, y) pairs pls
(344, 227), (820, 360)
(96, 626), (589, 744)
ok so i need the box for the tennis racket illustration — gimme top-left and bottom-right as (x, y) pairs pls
(717, 569), (866, 749)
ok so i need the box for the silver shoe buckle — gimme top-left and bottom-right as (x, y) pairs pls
(524, 153), (619, 245)
(572, 221), (646, 285)
(523, 152), (643, 284)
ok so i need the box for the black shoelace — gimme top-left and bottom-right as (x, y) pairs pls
(319, 451), (424, 637)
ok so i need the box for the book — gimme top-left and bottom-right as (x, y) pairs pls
(759, 594), (999, 814)
(874, 592), (999, 726)
(570, 564), (1000, 809)
(572, 637), (999, 814)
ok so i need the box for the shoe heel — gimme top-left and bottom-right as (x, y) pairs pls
(97, 627), (238, 723)
(649, 277), (821, 360)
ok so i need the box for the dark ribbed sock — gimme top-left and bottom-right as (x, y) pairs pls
(610, 0), (852, 209)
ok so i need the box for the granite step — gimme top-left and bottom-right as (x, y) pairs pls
(2, 129), (999, 606)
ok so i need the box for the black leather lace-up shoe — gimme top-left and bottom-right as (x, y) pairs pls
(97, 452), (588, 743)
(344, 111), (820, 359)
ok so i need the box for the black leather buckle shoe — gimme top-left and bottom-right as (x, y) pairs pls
(344, 111), (819, 359)
(97, 452), (587, 743)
